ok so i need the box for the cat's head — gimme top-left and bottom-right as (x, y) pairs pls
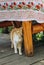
(15, 27), (22, 36)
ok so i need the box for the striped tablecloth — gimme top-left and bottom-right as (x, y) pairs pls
(0, 0), (44, 23)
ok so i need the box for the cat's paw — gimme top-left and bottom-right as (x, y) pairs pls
(19, 53), (22, 55)
(14, 51), (17, 54)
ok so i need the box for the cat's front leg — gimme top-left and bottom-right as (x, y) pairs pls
(14, 43), (17, 54)
(18, 47), (22, 55)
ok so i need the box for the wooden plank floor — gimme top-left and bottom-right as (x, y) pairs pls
(0, 34), (44, 65)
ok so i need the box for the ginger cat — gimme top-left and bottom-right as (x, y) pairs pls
(10, 27), (23, 55)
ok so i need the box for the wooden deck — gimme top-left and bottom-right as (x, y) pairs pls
(0, 34), (44, 65)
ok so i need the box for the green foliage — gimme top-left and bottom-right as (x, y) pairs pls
(36, 31), (43, 40)
(0, 28), (3, 33)
(0, 26), (13, 33)
(33, 31), (44, 41)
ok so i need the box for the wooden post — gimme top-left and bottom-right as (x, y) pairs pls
(22, 21), (33, 56)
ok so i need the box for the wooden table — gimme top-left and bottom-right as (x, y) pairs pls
(0, 21), (44, 57)
(0, 0), (44, 56)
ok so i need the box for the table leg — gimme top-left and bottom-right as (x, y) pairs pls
(22, 21), (33, 56)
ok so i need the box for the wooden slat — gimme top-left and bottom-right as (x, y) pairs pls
(0, 21), (22, 28)
(0, 21), (12, 28)
(32, 23), (44, 34)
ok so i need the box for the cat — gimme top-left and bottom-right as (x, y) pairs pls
(10, 27), (23, 55)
